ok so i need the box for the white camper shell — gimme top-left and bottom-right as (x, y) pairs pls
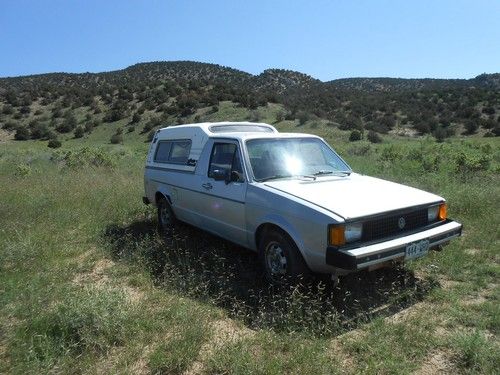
(145, 122), (278, 172)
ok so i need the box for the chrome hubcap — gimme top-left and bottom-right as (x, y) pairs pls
(265, 241), (287, 276)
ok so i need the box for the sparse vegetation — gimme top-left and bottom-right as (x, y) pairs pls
(1, 62), (499, 144)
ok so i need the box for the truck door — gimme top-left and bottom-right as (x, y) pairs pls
(197, 140), (248, 246)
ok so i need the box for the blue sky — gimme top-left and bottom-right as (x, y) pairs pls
(0, 0), (498, 80)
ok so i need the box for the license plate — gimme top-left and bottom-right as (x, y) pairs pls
(405, 239), (430, 260)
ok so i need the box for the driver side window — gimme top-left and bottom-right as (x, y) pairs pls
(208, 143), (244, 182)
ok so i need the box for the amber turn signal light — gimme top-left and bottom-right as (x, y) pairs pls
(329, 225), (345, 246)
(438, 203), (447, 221)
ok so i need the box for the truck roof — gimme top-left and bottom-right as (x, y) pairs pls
(157, 121), (277, 136)
(155, 121), (320, 142)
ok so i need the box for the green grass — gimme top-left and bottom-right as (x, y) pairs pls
(0, 129), (499, 374)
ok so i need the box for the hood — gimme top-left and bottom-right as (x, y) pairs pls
(264, 173), (443, 220)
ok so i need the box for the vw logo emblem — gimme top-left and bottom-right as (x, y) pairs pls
(398, 217), (406, 229)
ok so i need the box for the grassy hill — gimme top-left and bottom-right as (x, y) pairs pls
(0, 62), (499, 148)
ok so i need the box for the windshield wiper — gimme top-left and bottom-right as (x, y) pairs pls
(313, 170), (351, 176)
(259, 174), (316, 182)
(259, 174), (293, 182)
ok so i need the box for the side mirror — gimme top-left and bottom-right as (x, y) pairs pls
(212, 169), (228, 181)
(230, 171), (243, 183)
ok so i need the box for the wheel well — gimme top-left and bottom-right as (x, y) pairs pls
(155, 192), (171, 204)
(155, 192), (165, 204)
(255, 223), (290, 249)
(255, 223), (311, 273)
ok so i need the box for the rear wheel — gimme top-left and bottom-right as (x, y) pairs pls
(259, 229), (310, 284)
(157, 197), (176, 235)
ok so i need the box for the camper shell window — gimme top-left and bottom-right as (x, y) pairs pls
(209, 125), (274, 133)
(154, 139), (192, 164)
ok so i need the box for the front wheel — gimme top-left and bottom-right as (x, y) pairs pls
(157, 197), (176, 236)
(259, 229), (310, 284)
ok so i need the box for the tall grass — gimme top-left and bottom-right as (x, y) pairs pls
(0, 138), (498, 374)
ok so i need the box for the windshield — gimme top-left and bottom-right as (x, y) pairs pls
(246, 137), (351, 181)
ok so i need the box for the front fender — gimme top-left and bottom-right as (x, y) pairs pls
(254, 214), (308, 264)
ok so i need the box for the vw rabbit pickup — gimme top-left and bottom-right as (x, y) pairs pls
(143, 122), (462, 282)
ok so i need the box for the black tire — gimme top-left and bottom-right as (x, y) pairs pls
(157, 197), (176, 236)
(259, 229), (310, 284)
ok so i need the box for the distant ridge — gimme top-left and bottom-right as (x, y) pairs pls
(1, 61), (499, 91)
(0, 61), (499, 142)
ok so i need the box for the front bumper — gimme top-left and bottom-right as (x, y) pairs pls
(326, 219), (462, 270)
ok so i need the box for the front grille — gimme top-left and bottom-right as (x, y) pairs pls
(362, 208), (428, 242)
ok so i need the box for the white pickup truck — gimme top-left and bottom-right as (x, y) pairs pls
(143, 122), (462, 282)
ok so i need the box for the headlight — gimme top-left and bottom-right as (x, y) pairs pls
(345, 223), (363, 242)
(428, 205), (439, 222)
(428, 203), (447, 222)
(329, 223), (363, 246)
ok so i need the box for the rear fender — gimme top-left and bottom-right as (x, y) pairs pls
(155, 186), (173, 207)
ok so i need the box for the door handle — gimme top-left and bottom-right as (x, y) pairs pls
(202, 182), (213, 190)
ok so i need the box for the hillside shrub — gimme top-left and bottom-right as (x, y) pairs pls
(464, 120), (479, 135)
(84, 122), (95, 133)
(48, 139), (62, 149)
(56, 116), (77, 133)
(380, 145), (402, 163)
(143, 121), (154, 133)
(3, 120), (18, 130)
(339, 115), (363, 131)
(51, 147), (117, 168)
(421, 154), (441, 172)
(110, 133), (123, 144)
(14, 127), (30, 140)
(366, 121), (390, 134)
(367, 130), (382, 143)
(249, 110), (261, 122)
(297, 111), (310, 126)
(274, 110), (283, 123)
(347, 142), (371, 156)
(453, 151), (491, 174)
(482, 106), (495, 115)
(349, 130), (362, 142)
(433, 126), (448, 143)
(19, 105), (31, 115)
(131, 112), (141, 123)
(2, 104), (14, 115)
(30, 123), (51, 140)
(74, 126), (85, 138)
